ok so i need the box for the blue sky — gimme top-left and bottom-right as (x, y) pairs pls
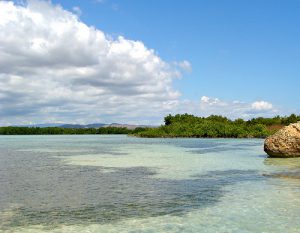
(53, 0), (300, 108)
(0, 0), (299, 125)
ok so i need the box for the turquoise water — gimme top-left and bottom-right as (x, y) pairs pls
(0, 135), (300, 232)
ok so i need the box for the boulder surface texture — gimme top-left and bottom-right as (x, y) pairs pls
(264, 122), (300, 158)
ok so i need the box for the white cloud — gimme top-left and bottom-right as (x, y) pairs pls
(0, 0), (190, 125)
(199, 96), (277, 119)
(251, 101), (273, 111)
(200, 96), (210, 103)
(200, 96), (222, 105)
(177, 60), (192, 72)
(0, 0), (286, 126)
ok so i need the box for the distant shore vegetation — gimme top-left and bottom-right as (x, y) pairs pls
(1, 114), (299, 138)
(0, 126), (143, 135)
(132, 114), (300, 138)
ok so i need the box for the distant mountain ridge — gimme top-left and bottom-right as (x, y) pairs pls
(13, 123), (155, 129)
(59, 123), (106, 129)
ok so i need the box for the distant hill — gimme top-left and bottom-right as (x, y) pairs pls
(15, 123), (64, 128)
(60, 123), (151, 129)
(59, 123), (106, 129)
(86, 123), (107, 128)
(12, 123), (156, 129)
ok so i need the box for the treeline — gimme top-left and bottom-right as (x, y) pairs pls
(1, 114), (299, 137)
(0, 126), (146, 135)
(245, 114), (300, 126)
(133, 114), (300, 138)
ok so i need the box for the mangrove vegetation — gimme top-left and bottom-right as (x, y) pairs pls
(1, 114), (299, 137)
(132, 114), (300, 138)
(0, 126), (145, 135)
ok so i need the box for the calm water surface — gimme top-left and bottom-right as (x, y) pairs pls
(0, 135), (300, 232)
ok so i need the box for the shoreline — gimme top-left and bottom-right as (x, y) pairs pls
(0, 133), (266, 139)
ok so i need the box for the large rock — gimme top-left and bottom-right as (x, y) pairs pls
(264, 122), (300, 158)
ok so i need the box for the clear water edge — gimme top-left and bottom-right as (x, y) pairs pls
(0, 135), (299, 232)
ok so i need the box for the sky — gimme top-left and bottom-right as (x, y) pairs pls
(0, 0), (299, 125)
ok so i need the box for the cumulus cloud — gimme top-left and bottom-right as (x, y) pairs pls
(251, 101), (273, 111)
(0, 0), (284, 126)
(0, 0), (190, 125)
(199, 96), (277, 119)
(177, 61), (192, 72)
(200, 96), (222, 105)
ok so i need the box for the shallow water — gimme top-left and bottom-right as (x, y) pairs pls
(0, 135), (299, 232)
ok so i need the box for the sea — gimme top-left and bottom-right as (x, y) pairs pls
(0, 135), (300, 232)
